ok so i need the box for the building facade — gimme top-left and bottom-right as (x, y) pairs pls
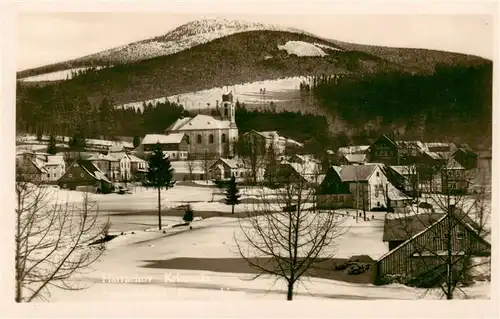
(165, 93), (239, 159)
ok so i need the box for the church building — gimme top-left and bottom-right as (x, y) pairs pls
(164, 92), (239, 159)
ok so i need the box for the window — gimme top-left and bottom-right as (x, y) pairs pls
(377, 201), (380, 207)
(209, 134), (214, 144)
(197, 134), (202, 144)
(47, 173), (50, 178)
(69, 173), (72, 178)
(376, 171), (380, 177)
(457, 231), (465, 241)
(53, 173), (56, 178)
(173, 153), (176, 158)
(221, 134), (226, 143)
(224, 105), (228, 117)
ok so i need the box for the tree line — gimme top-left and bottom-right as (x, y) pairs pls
(304, 62), (493, 147)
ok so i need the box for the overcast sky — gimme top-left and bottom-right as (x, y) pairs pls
(17, 12), (493, 71)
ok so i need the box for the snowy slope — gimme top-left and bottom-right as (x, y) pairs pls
(115, 75), (318, 111)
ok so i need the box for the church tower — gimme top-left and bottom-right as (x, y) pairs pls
(221, 92), (236, 125)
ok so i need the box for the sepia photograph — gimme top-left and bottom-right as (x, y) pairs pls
(2, 1), (497, 316)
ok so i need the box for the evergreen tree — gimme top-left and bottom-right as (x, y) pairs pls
(133, 135), (141, 148)
(224, 175), (241, 214)
(47, 135), (57, 155)
(146, 144), (174, 230)
(183, 204), (194, 224)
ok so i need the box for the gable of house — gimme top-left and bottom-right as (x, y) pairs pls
(317, 166), (351, 195)
(339, 164), (378, 182)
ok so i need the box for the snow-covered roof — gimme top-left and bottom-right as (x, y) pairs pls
(389, 165), (416, 176)
(168, 114), (231, 131)
(108, 152), (129, 161)
(87, 153), (117, 162)
(337, 145), (370, 155)
(339, 165), (379, 182)
(109, 144), (125, 152)
(219, 158), (242, 169)
(128, 154), (146, 163)
(141, 133), (185, 145)
(342, 154), (367, 163)
(446, 158), (465, 170)
(44, 155), (65, 166)
(425, 142), (452, 150)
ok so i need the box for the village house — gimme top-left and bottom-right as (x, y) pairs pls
(239, 130), (303, 156)
(133, 133), (189, 161)
(128, 154), (148, 181)
(316, 166), (352, 209)
(451, 146), (478, 170)
(208, 157), (246, 181)
(317, 164), (411, 210)
(164, 93), (239, 159)
(274, 160), (324, 186)
(86, 152), (131, 182)
(42, 155), (66, 182)
(374, 206), (491, 285)
(16, 152), (48, 182)
(16, 151), (66, 182)
(367, 134), (427, 165)
(58, 160), (113, 192)
(441, 158), (469, 194)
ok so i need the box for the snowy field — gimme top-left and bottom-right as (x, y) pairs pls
(115, 76), (314, 111)
(23, 184), (491, 301)
(44, 214), (489, 302)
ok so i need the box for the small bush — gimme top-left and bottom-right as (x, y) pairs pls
(183, 204), (194, 223)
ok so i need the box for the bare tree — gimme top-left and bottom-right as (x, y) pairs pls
(236, 135), (266, 185)
(201, 150), (214, 184)
(186, 153), (198, 181)
(386, 158), (491, 299)
(235, 163), (348, 300)
(15, 173), (109, 302)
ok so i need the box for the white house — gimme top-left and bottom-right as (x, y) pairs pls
(134, 133), (189, 161)
(42, 155), (66, 181)
(339, 164), (411, 210)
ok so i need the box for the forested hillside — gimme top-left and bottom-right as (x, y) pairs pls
(306, 62), (493, 148)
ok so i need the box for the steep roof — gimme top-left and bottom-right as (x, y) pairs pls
(389, 165), (417, 176)
(339, 164), (378, 182)
(166, 117), (192, 131)
(128, 154), (146, 163)
(141, 133), (185, 145)
(446, 157), (465, 170)
(383, 212), (445, 242)
(343, 154), (367, 163)
(219, 158), (241, 169)
(168, 114), (231, 131)
(77, 160), (112, 183)
(108, 152), (129, 161)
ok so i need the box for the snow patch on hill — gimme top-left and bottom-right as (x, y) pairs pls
(277, 41), (344, 57)
(115, 76), (317, 111)
(18, 66), (108, 82)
